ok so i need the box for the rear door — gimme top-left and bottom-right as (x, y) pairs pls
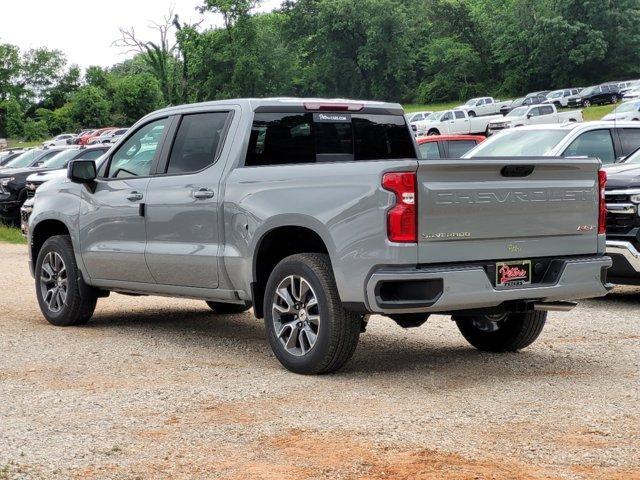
(416, 157), (601, 264)
(144, 110), (234, 288)
(452, 110), (469, 133)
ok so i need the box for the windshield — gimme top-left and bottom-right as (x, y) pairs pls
(42, 149), (80, 169)
(506, 106), (528, 117)
(425, 112), (444, 121)
(465, 99), (478, 106)
(614, 102), (640, 114)
(548, 91), (562, 98)
(4, 150), (41, 169)
(465, 129), (570, 157)
(581, 86), (596, 96)
(624, 148), (640, 163)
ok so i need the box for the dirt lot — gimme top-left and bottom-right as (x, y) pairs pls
(0, 242), (638, 479)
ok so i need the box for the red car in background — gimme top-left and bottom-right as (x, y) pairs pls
(79, 127), (116, 145)
(416, 134), (485, 159)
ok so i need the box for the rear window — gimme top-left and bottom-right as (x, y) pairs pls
(447, 140), (478, 158)
(418, 141), (440, 159)
(244, 112), (415, 166)
(617, 128), (640, 156)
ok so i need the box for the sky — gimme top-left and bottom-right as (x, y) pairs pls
(0, 0), (281, 69)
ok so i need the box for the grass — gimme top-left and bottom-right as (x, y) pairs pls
(0, 224), (26, 244)
(403, 101), (617, 121)
(6, 138), (42, 149)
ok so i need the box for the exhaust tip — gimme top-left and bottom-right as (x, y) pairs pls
(532, 301), (578, 312)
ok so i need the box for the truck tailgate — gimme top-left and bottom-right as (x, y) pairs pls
(417, 157), (601, 264)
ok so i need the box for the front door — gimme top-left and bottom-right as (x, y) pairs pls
(144, 111), (233, 289)
(80, 117), (170, 283)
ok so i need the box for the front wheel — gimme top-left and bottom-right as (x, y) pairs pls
(582, 100), (591, 108)
(468, 110), (476, 117)
(264, 253), (360, 374)
(427, 129), (440, 136)
(453, 311), (547, 352)
(35, 235), (97, 326)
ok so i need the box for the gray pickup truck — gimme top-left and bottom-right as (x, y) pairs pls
(28, 98), (612, 374)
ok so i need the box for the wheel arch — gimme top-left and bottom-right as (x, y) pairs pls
(30, 218), (73, 268)
(251, 222), (334, 318)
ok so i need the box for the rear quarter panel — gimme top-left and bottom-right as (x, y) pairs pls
(222, 160), (419, 305)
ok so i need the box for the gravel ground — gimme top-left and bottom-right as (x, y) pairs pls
(0, 242), (638, 479)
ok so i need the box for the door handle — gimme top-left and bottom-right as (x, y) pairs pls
(127, 191), (143, 201)
(193, 188), (214, 200)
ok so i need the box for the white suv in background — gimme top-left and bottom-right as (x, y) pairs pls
(42, 134), (76, 147)
(544, 88), (582, 108)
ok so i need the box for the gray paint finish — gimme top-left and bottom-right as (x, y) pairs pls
(28, 97), (610, 314)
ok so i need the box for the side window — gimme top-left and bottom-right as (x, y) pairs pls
(601, 86), (608, 93)
(540, 106), (554, 115)
(454, 111), (466, 119)
(106, 118), (168, 179)
(617, 128), (640, 155)
(441, 112), (453, 121)
(447, 140), (478, 158)
(529, 107), (540, 117)
(418, 141), (440, 159)
(562, 130), (615, 164)
(77, 149), (106, 161)
(485, 98), (493, 104)
(476, 99), (484, 106)
(245, 113), (314, 166)
(165, 112), (229, 174)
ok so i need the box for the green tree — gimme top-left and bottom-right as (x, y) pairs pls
(110, 73), (164, 125)
(0, 43), (21, 101)
(69, 86), (111, 128)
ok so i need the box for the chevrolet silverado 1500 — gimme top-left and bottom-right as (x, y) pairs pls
(28, 98), (611, 374)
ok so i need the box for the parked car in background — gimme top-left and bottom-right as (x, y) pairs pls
(544, 88), (582, 108)
(27, 97), (611, 375)
(87, 128), (118, 145)
(74, 130), (96, 145)
(603, 146), (640, 285)
(622, 88), (640, 102)
(79, 128), (115, 145)
(406, 111), (433, 124)
(455, 97), (511, 117)
(0, 149), (25, 167)
(0, 138), (7, 150)
(416, 134), (485, 159)
(464, 122), (640, 165)
(487, 104), (582, 135)
(0, 147), (71, 222)
(500, 93), (548, 115)
(91, 127), (128, 144)
(616, 80), (640, 93)
(42, 134), (76, 147)
(418, 109), (501, 136)
(567, 84), (621, 108)
(602, 101), (640, 122)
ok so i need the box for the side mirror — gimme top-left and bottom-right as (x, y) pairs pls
(68, 159), (97, 184)
(527, 113), (533, 119)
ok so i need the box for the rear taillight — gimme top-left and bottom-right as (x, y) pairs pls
(382, 172), (417, 243)
(598, 170), (607, 234)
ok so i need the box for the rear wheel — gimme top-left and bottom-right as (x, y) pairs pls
(264, 253), (360, 374)
(468, 110), (476, 117)
(582, 99), (591, 108)
(427, 128), (440, 136)
(35, 235), (97, 326)
(205, 301), (250, 314)
(611, 95), (618, 103)
(453, 311), (547, 352)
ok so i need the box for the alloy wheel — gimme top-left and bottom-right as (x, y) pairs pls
(272, 275), (320, 356)
(39, 252), (67, 313)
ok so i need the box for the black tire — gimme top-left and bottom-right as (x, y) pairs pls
(35, 235), (97, 326)
(264, 253), (360, 374)
(468, 110), (476, 117)
(583, 100), (591, 108)
(205, 301), (250, 314)
(427, 128), (440, 136)
(453, 311), (547, 352)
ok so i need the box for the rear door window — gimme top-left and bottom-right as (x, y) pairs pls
(540, 106), (554, 115)
(447, 140), (478, 158)
(418, 141), (441, 159)
(562, 129), (615, 164)
(617, 128), (640, 156)
(244, 112), (415, 166)
(454, 111), (466, 119)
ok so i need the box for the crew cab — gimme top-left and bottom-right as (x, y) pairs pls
(487, 104), (582, 135)
(418, 109), (500, 136)
(603, 147), (640, 284)
(465, 122), (640, 165)
(455, 97), (511, 117)
(28, 98), (611, 375)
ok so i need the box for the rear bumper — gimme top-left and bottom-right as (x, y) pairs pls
(365, 256), (612, 314)
(606, 240), (640, 284)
